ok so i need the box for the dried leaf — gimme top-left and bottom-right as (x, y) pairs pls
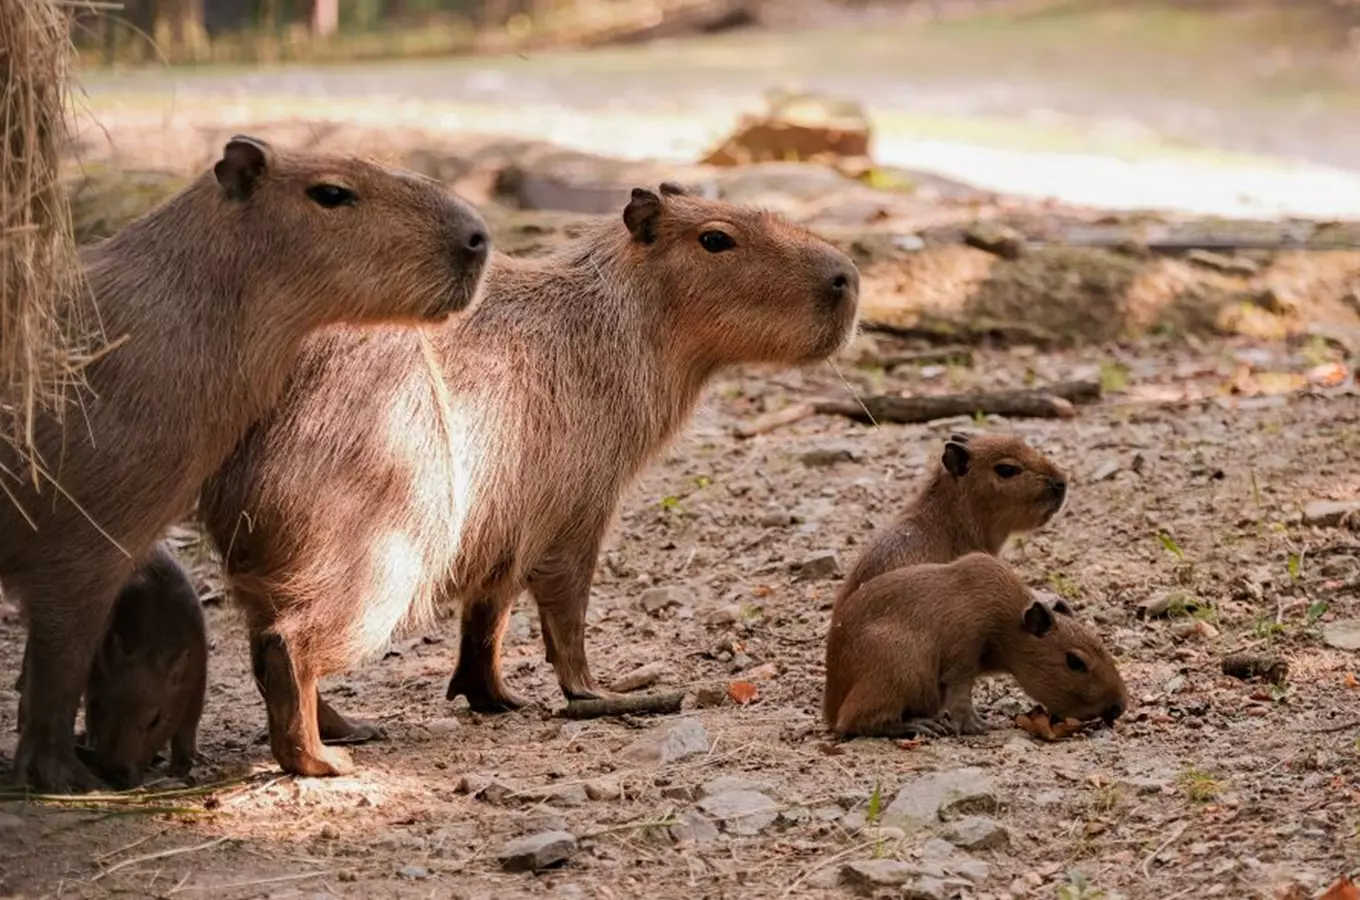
(817, 742), (846, 756)
(1344, 672), (1359, 689)
(895, 738), (925, 751)
(1014, 706), (1092, 742)
(1307, 362), (1349, 388)
(1320, 875), (1360, 900)
(726, 681), (758, 705)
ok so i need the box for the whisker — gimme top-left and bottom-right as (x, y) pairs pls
(826, 360), (878, 429)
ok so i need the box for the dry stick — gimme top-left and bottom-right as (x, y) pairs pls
(91, 836), (230, 882)
(816, 379), (1102, 426)
(561, 691), (687, 720)
(733, 401), (816, 439)
(1140, 820), (1188, 880)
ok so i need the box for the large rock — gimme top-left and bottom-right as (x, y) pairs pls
(701, 89), (874, 178)
(840, 861), (954, 899)
(1303, 500), (1360, 529)
(1322, 620), (1360, 652)
(619, 717), (710, 765)
(941, 816), (1010, 850)
(696, 789), (779, 836)
(882, 767), (1000, 832)
(498, 830), (578, 872)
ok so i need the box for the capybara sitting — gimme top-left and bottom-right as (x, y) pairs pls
(0, 135), (489, 791)
(824, 552), (1128, 738)
(199, 183), (861, 777)
(83, 543), (207, 789)
(840, 431), (1069, 599)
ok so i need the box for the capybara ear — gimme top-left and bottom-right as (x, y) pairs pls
(658, 181), (688, 197)
(215, 135), (271, 202)
(1053, 599), (1074, 616)
(1022, 599), (1057, 638)
(947, 432), (970, 445)
(942, 439), (971, 477)
(623, 187), (664, 244)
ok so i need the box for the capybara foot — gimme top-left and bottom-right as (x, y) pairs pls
(898, 716), (954, 738)
(446, 671), (529, 713)
(16, 746), (105, 794)
(954, 708), (987, 735)
(278, 743), (355, 778)
(317, 698), (387, 745)
(561, 683), (617, 704)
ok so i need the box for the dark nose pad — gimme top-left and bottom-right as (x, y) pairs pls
(461, 229), (489, 264)
(1050, 479), (1068, 500)
(1101, 702), (1124, 725)
(824, 266), (860, 307)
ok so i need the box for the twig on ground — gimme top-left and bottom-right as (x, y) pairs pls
(734, 402), (815, 439)
(1309, 718), (1360, 735)
(168, 871), (327, 895)
(1140, 820), (1188, 879)
(560, 691), (687, 720)
(816, 380), (1102, 426)
(92, 836), (231, 882)
(780, 839), (880, 897)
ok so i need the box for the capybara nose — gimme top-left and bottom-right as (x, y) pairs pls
(824, 264), (860, 307)
(1101, 701), (1124, 725)
(460, 229), (489, 265)
(1050, 479), (1068, 500)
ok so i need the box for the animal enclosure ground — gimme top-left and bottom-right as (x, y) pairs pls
(1, 337), (1357, 900)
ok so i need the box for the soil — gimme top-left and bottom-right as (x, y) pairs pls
(2, 307), (1359, 899)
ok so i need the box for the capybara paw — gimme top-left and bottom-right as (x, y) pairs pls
(956, 709), (987, 735)
(16, 751), (105, 794)
(321, 719), (387, 745)
(561, 683), (614, 703)
(901, 717), (952, 738)
(280, 744), (355, 778)
(447, 673), (529, 713)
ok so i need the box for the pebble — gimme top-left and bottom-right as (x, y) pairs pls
(1302, 499), (1360, 528)
(523, 783), (589, 808)
(619, 717), (710, 765)
(882, 767), (999, 832)
(319, 823), (339, 840)
(584, 777), (622, 802)
(425, 717), (461, 737)
(668, 810), (719, 846)
(640, 584), (697, 614)
(396, 865), (429, 880)
(696, 789), (779, 836)
(942, 816), (1010, 850)
(609, 661), (668, 693)
(840, 862), (952, 899)
(793, 550), (842, 582)
(498, 830), (578, 872)
(1322, 620), (1360, 651)
(699, 775), (774, 797)
(800, 447), (857, 468)
(703, 603), (744, 626)
(1089, 460), (1121, 482)
(920, 838), (991, 883)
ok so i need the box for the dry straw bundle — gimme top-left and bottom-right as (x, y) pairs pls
(1, 0), (101, 477)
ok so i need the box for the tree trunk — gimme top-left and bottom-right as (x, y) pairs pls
(311, 0), (337, 37)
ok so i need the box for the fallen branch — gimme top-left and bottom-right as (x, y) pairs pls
(733, 401), (816, 439)
(814, 380), (1101, 425)
(560, 691), (687, 720)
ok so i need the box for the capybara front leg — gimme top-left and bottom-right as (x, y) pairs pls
(529, 540), (606, 702)
(446, 591), (527, 712)
(250, 632), (353, 777)
(316, 692), (388, 744)
(12, 562), (129, 792)
(939, 679), (986, 735)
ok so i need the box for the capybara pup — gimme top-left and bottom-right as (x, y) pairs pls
(82, 543), (207, 789)
(200, 182), (861, 777)
(841, 431), (1069, 599)
(0, 135), (489, 791)
(824, 552), (1128, 738)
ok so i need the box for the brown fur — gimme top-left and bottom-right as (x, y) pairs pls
(198, 183), (861, 777)
(0, 135), (489, 791)
(823, 552), (1129, 737)
(83, 543), (207, 789)
(840, 432), (1069, 600)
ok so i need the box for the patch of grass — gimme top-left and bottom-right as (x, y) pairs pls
(1177, 767), (1222, 803)
(1252, 615), (1287, 644)
(1156, 531), (1185, 559)
(1088, 782), (1125, 814)
(1057, 871), (1109, 900)
(1306, 601), (1329, 627)
(1048, 572), (1083, 601)
(1097, 360), (1129, 393)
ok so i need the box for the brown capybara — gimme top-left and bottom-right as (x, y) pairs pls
(0, 135), (489, 791)
(82, 542), (207, 789)
(840, 431), (1069, 600)
(823, 552), (1128, 738)
(198, 182), (861, 777)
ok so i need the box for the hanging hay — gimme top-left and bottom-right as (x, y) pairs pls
(1, 0), (102, 479)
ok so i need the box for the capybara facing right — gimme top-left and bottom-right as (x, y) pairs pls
(199, 182), (861, 778)
(824, 552), (1128, 738)
(0, 135), (489, 791)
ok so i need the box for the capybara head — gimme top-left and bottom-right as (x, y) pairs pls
(619, 182), (860, 364)
(938, 432), (1068, 535)
(204, 135), (489, 324)
(1008, 597), (1129, 726)
(84, 634), (193, 789)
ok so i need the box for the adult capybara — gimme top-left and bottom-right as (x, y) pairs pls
(824, 552), (1128, 738)
(0, 135), (489, 791)
(199, 183), (861, 777)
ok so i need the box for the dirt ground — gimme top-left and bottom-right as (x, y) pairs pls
(1, 328), (1358, 899)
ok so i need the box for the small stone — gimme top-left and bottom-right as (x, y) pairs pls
(1171, 619), (1219, 641)
(319, 823), (339, 840)
(699, 775), (774, 797)
(498, 830), (578, 872)
(396, 865), (429, 880)
(425, 717), (461, 737)
(1304, 500), (1360, 529)
(882, 767), (999, 832)
(610, 661), (668, 693)
(1090, 460), (1121, 482)
(696, 790), (779, 836)
(813, 805), (843, 821)
(640, 584), (697, 614)
(800, 447), (857, 468)
(902, 878), (951, 900)
(793, 550), (842, 582)
(669, 810), (719, 846)
(841, 861), (942, 896)
(523, 783), (588, 808)
(779, 806), (811, 825)
(1136, 593), (1173, 618)
(457, 773), (490, 795)
(964, 222), (1025, 260)
(695, 686), (728, 708)
(942, 816), (1010, 850)
(619, 717), (710, 765)
(704, 603), (744, 626)
(584, 778), (622, 802)
(1164, 674), (1186, 694)
(1322, 620), (1360, 652)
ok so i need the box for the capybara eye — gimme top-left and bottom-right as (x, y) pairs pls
(994, 463), (1021, 478)
(306, 184), (358, 209)
(699, 230), (736, 253)
(147, 711), (162, 729)
(1066, 652), (1088, 673)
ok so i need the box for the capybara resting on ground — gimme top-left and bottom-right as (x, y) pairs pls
(0, 135), (489, 791)
(199, 183), (861, 777)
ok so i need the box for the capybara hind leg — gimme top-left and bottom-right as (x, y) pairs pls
(939, 679), (985, 735)
(13, 563), (128, 792)
(529, 539), (605, 702)
(316, 693), (387, 744)
(446, 591), (528, 712)
(168, 681), (205, 779)
(250, 632), (353, 777)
